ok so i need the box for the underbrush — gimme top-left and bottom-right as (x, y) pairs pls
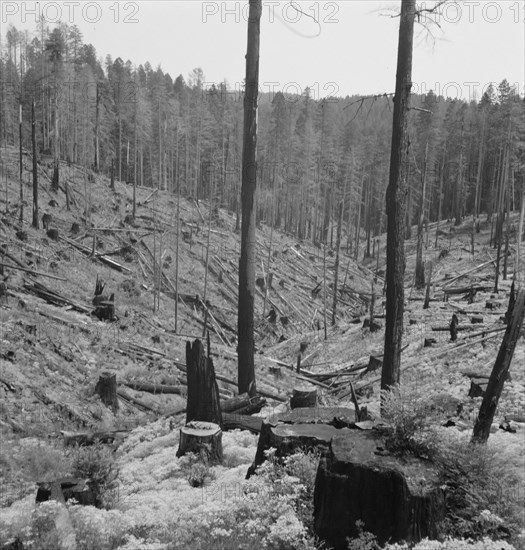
(380, 384), (525, 548)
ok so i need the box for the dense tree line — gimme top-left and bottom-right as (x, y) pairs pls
(1, 21), (523, 246)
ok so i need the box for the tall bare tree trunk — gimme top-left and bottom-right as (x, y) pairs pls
(381, 0), (416, 395)
(415, 142), (428, 288)
(32, 99), (39, 229)
(18, 103), (23, 224)
(237, 0), (261, 397)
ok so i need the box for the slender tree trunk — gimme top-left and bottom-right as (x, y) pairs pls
(415, 142), (428, 288)
(52, 81), (59, 192)
(332, 200), (343, 325)
(175, 130), (180, 333)
(474, 115), (486, 228)
(31, 99), (39, 229)
(18, 103), (23, 224)
(516, 179), (525, 286)
(238, 0), (261, 397)
(202, 167), (214, 336)
(435, 142), (446, 247)
(381, 0), (416, 395)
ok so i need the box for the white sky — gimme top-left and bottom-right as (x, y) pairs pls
(1, 1), (524, 101)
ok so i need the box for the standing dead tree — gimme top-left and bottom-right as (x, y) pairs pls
(472, 290), (525, 443)
(381, 0), (416, 394)
(185, 338), (222, 427)
(238, 0), (261, 397)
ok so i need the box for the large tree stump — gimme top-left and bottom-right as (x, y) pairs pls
(290, 383), (318, 409)
(185, 339), (222, 426)
(176, 421), (223, 463)
(247, 406), (356, 477)
(314, 431), (445, 548)
(95, 372), (119, 412)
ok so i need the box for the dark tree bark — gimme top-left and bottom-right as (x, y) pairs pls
(381, 0), (416, 394)
(95, 372), (119, 412)
(472, 290), (525, 443)
(238, 0), (261, 397)
(186, 339), (222, 426)
(32, 100), (39, 229)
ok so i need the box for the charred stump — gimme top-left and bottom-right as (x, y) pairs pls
(185, 339), (222, 426)
(95, 372), (119, 412)
(449, 313), (459, 342)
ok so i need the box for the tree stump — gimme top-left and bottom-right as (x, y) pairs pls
(247, 407), (356, 477)
(290, 384), (318, 409)
(46, 228), (59, 241)
(95, 372), (119, 412)
(185, 339), (222, 426)
(449, 313), (459, 341)
(176, 421), (223, 463)
(269, 365), (282, 378)
(314, 431), (445, 548)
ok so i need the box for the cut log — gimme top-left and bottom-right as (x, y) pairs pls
(314, 431), (445, 548)
(231, 395), (266, 415)
(268, 407), (356, 428)
(176, 420), (223, 463)
(95, 372), (119, 412)
(123, 382), (186, 396)
(222, 413), (263, 434)
(424, 338), (437, 347)
(221, 393), (251, 413)
(290, 384), (318, 409)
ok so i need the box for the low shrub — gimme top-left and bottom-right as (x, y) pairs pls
(71, 442), (119, 508)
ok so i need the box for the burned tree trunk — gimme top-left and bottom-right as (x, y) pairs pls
(185, 339), (222, 426)
(382, 0), (416, 395)
(472, 290), (525, 443)
(95, 372), (119, 412)
(32, 99), (39, 230)
(237, 0), (261, 398)
(449, 313), (459, 342)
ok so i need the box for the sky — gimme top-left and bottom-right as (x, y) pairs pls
(1, 1), (524, 101)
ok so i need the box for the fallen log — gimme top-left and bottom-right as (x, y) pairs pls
(222, 413), (263, 434)
(0, 262), (67, 281)
(123, 381), (186, 395)
(116, 388), (159, 413)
